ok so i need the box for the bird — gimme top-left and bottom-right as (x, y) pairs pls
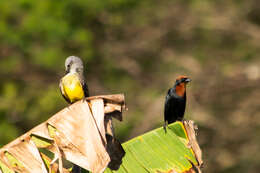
(59, 56), (89, 173)
(164, 75), (191, 130)
(59, 56), (89, 104)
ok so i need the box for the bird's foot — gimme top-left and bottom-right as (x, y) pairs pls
(81, 98), (85, 103)
(66, 104), (72, 110)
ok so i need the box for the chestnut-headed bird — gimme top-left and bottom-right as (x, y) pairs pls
(164, 76), (191, 130)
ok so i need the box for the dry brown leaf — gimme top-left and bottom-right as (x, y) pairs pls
(183, 120), (203, 173)
(0, 94), (126, 173)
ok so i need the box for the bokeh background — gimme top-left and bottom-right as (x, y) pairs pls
(1, 0), (260, 172)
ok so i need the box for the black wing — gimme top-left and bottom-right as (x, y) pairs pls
(164, 89), (172, 124)
(164, 90), (186, 124)
(83, 82), (90, 97)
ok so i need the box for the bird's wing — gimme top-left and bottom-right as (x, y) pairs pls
(59, 78), (71, 103)
(78, 74), (89, 97)
(82, 82), (90, 97)
(164, 88), (182, 124)
(164, 89), (172, 123)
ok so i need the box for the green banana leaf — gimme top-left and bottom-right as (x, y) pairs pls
(0, 160), (14, 173)
(104, 122), (200, 173)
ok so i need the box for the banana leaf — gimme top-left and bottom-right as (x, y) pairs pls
(104, 121), (203, 173)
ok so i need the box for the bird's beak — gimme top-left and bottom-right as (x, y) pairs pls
(185, 78), (191, 83)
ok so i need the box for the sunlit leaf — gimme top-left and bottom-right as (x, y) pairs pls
(105, 121), (202, 173)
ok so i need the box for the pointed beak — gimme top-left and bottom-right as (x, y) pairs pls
(185, 78), (191, 83)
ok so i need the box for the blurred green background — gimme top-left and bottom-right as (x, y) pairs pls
(1, 0), (260, 172)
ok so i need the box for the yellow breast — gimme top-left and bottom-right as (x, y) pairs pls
(61, 73), (84, 103)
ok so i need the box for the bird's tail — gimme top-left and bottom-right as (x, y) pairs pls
(163, 121), (167, 133)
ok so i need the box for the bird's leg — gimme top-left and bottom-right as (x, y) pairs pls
(66, 103), (72, 110)
(82, 95), (88, 103)
(81, 97), (85, 103)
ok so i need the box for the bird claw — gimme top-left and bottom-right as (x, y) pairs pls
(66, 104), (72, 111)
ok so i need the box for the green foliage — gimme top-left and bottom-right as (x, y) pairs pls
(0, 0), (140, 147)
(105, 122), (198, 173)
(1, 0), (260, 172)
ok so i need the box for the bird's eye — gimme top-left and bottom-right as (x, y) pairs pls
(67, 61), (73, 68)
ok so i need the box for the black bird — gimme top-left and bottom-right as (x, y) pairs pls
(164, 76), (191, 129)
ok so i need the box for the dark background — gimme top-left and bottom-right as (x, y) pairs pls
(1, 1), (260, 172)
